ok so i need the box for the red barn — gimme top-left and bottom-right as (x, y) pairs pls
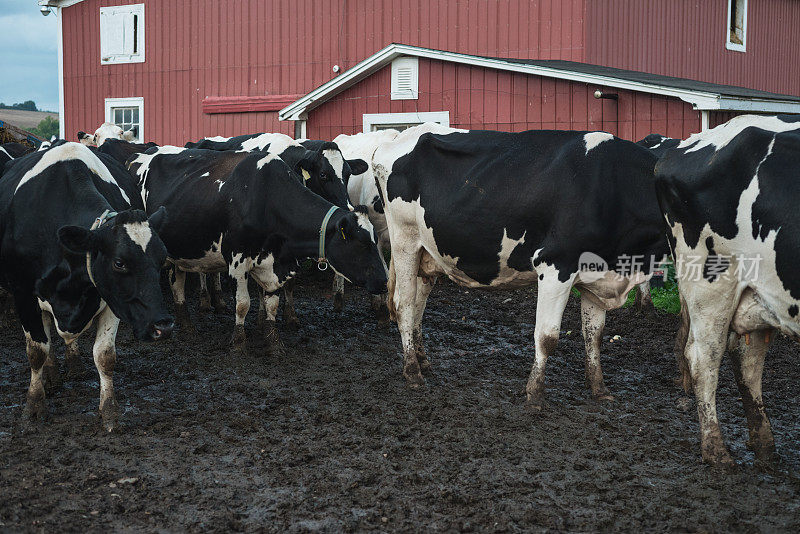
(40, 0), (800, 143)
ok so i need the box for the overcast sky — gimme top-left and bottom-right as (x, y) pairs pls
(0, 0), (59, 112)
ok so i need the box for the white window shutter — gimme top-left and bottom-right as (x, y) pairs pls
(100, 10), (124, 58)
(391, 57), (419, 100)
(122, 12), (135, 54)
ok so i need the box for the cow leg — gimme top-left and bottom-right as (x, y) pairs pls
(230, 272), (249, 353)
(581, 293), (613, 401)
(674, 296), (692, 393)
(281, 278), (299, 329)
(40, 313), (62, 394)
(169, 268), (194, 332)
(198, 273), (212, 312)
(63, 340), (83, 379)
(727, 329), (777, 465)
(332, 274), (345, 312)
(633, 281), (653, 311)
(525, 271), (574, 410)
(412, 276), (435, 373)
(93, 306), (120, 432)
(682, 284), (739, 467)
(21, 305), (53, 422)
(210, 273), (226, 312)
(261, 291), (285, 356)
(391, 247), (428, 387)
(372, 237), (391, 326)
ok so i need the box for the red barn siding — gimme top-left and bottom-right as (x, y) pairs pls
(62, 0), (586, 144)
(306, 58), (700, 141)
(586, 0), (800, 98)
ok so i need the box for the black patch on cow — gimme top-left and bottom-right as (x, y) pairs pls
(789, 305), (798, 318)
(371, 194), (384, 214)
(703, 235), (730, 282)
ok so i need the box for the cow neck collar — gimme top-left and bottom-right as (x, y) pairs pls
(316, 205), (339, 271)
(86, 209), (118, 287)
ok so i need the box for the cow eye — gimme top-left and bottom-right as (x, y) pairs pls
(113, 259), (128, 273)
(320, 172), (328, 181)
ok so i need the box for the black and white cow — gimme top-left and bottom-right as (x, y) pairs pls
(333, 130), (400, 321)
(0, 142), (174, 430)
(655, 114), (800, 466)
(374, 124), (666, 407)
(184, 132), (370, 321)
(127, 146), (387, 353)
(1, 143), (35, 179)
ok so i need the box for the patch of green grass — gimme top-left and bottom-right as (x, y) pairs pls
(650, 284), (681, 314)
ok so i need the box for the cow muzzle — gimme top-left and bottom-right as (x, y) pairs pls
(148, 317), (175, 341)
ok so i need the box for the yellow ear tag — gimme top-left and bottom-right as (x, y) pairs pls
(301, 169), (311, 182)
(340, 228), (346, 240)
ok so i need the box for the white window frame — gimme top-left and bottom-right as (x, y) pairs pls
(100, 3), (145, 65)
(725, 0), (747, 52)
(390, 56), (419, 100)
(105, 97), (144, 141)
(362, 111), (450, 133)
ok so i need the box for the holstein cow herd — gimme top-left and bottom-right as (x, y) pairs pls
(1, 115), (798, 468)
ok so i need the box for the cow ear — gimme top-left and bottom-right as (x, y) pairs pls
(148, 206), (168, 233)
(347, 158), (369, 176)
(58, 225), (96, 254)
(294, 152), (315, 177)
(337, 213), (355, 237)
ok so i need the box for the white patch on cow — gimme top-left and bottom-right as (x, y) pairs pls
(199, 171), (210, 178)
(0, 147), (11, 159)
(323, 148), (346, 183)
(238, 132), (297, 153)
(215, 179), (224, 191)
(124, 222), (152, 252)
(584, 132), (614, 154)
(128, 145), (187, 206)
(15, 142), (130, 203)
(37, 141), (52, 152)
(256, 152), (280, 169)
(497, 228), (531, 283)
(205, 135), (231, 142)
(679, 114), (800, 153)
(250, 253), (283, 292)
(354, 211), (376, 243)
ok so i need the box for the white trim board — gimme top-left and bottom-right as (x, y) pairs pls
(280, 43), (800, 121)
(363, 111), (450, 132)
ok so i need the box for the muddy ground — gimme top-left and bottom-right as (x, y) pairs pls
(1, 268), (799, 532)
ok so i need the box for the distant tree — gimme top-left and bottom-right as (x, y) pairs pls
(0, 101), (38, 111)
(31, 116), (59, 140)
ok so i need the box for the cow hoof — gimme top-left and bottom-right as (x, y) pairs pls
(23, 396), (47, 422)
(333, 293), (344, 313)
(230, 326), (247, 355)
(592, 391), (615, 403)
(198, 295), (213, 313)
(267, 340), (286, 358)
(42, 364), (62, 394)
(403, 364), (425, 388)
(418, 357), (431, 373)
(213, 301), (227, 314)
(702, 448), (736, 469)
(524, 392), (546, 413)
(99, 399), (119, 432)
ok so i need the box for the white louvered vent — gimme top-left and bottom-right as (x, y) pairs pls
(391, 57), (419, 100)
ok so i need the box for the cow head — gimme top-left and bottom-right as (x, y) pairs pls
(324, 206), (387, 295)
(77, 131), (97, 146)
(295, 142), (368, 208)
(57, 207), (174, 342)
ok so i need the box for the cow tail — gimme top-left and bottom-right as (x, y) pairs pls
(387, 256), (397, 322)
